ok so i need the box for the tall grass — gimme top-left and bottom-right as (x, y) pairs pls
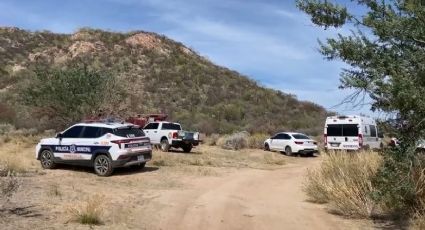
(67, 195), (104, 225)
(303, 151), (383, 218)
(210, 132), (268, 150)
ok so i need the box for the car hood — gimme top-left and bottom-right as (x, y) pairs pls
(39, 137), (56, 144)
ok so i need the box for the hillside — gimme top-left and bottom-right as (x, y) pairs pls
(0, 27), (328, 134)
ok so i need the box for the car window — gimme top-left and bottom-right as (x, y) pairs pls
(81, 126), (101, 138)
(144, 123), (159, 129)
(161, 123), (181, 130)
(114, 127), (145, 138)
(292, 134), (310, 139)
(62, 126), (84, 138)
(273, 134), (284, 139)
(99, 128), (113, 136)
(282, 134), (292, 140)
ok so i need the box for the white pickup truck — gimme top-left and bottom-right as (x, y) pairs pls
(143, 121), (200, 152)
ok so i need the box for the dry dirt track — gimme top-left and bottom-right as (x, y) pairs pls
(1, 145), (376, 230)
(153, 156), (373, 230)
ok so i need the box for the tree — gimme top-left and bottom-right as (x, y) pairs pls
(20, 66), (124, 129)
(297, 0), (425, 215)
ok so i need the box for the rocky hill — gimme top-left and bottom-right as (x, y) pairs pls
(0, 27), (328, 134)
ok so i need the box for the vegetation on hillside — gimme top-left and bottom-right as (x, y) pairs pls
(0, 27), (328, 134)
(297, 0), (425, 223)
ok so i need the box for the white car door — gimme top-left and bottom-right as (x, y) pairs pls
(143, 122), (160, 144)
(56, 125), (85, 161)
(270, 134), (285, 150)
(281, 133), (293, 151)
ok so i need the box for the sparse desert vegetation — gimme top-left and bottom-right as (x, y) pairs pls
(304, 151), (382, 217)
(304, 150), (425, 228)
(67, 194), (104, 225)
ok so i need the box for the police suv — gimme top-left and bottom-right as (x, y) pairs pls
(35, 122), (152, 176)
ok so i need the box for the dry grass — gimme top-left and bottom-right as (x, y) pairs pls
(0, 174), (20, 199)
(217, 132), (249, 150)
(411, 212), (425, 230)
(150, 145), (285, 170)
(204, 134), (220, 146)
(67, 194), (105, 225)
(0, 142), (39, 175)
(303, 150), (383, 218)
(248, 133), (269, 149)
(411, 155), (425, 229)
(210, 132), (268, 150)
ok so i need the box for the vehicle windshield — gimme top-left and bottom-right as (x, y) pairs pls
(292, 134), (310, 139)
(114, 126), (145, 138)
(161, 123), (182, 130)
(326, 124), (359, 137)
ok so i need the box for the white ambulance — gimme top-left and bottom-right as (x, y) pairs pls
(324, 115), (383, 151)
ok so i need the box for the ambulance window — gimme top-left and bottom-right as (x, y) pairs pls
(327, 125), (342, 136)
(343, 124), (359, 136)
(369, 125), (377, 137)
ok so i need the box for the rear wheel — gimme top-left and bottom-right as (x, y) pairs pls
(94, 155), (113, 177)
(264, 143), (270, 151)
(160, 138), (170, 152)
(182, 144), (192, 153)
(40, 149), (56, 169)
(285, 146), (293, 156)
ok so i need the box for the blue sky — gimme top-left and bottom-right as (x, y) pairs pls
(0, 0), (375, 115)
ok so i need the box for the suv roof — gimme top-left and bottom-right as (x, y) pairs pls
(74, 122), (138, 129)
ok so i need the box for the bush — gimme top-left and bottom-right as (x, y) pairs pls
(217, 131), (249, 150)
(68, 195), (104, 225)
(0, 173), (20, 199)
(204, 133), (220, 146)
(303, 151), (382, 217)
(248, 133), (269, 149)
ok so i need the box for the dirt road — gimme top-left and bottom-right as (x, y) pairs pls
(152, 156), (372, 230)
(1, 145), (373, 229)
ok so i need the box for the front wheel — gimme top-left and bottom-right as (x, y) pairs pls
(40, 149), (56, 169)
(285, 146), (293, 156)
(94, 155), (114, 177)
(264, 143), (270, 151)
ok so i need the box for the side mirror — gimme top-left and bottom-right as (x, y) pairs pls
(55, 133), (63, 139)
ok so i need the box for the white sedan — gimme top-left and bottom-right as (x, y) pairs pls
(264, 132), (319, 156)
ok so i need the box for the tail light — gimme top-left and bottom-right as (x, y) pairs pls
(295, 141), (304, 145)
(172, 132), (178, 139)
(111, 139), (131, 148)
(324, 134), (327, 145)
(358, 134), (363, 147)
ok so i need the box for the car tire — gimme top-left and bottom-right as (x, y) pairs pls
(182, 144), (192, 153)
(264, 143), (270, 151)
(94, 154), (114, 177)
(40, 149), (56, 169)
(307, 152), (314, 157)
(160, 138), (170, 152)
(285, 146), (293, 156)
